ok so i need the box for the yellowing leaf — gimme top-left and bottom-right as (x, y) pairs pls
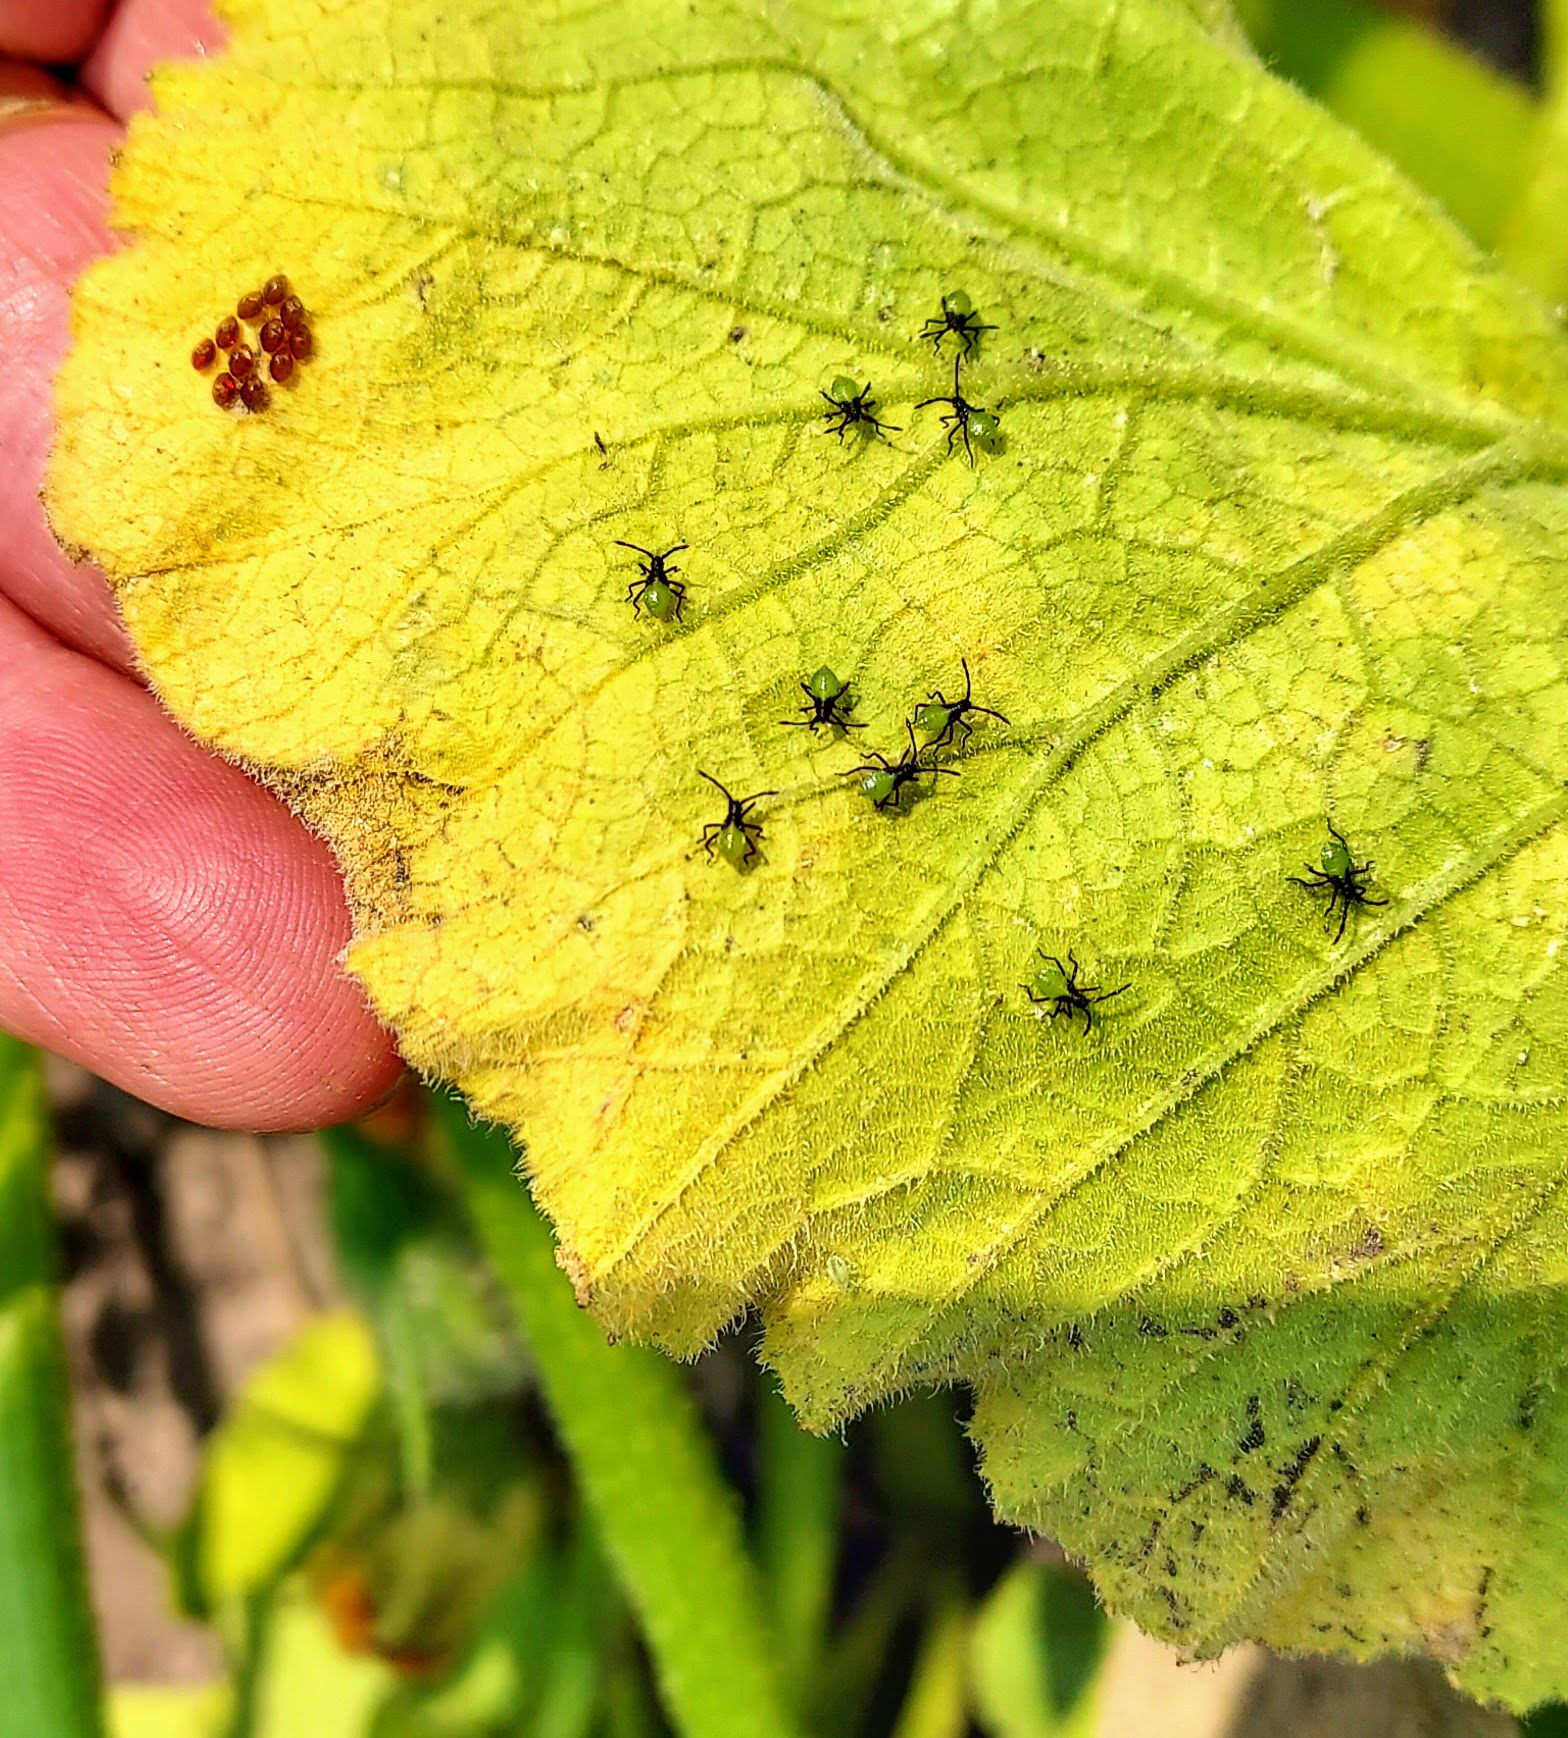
(107, 1684), (232, 1738)
(200, 1312), (379, 1602)
(46, 0), (1568, 1705)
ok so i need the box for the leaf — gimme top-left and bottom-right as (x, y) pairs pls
(199, 1312), (380, 1603)
(1499, 0), (1568, 300)
(249, 1581), (393, 1738)
(45, 0), (1568, 1705)
(969, 1560), (1107, 1738)
(1238, 0), (1535, 247)
(889, 1590), (969, 1738)
(106, 1686), (232, 1738)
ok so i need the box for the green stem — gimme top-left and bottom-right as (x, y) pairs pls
(437, 1096), (798, 1738)
(0, 1035), (104, 1738)
(755, 1383), (842, 1713)
(222, 1591), (272, 1738)
(810, 1542), (925, 1736)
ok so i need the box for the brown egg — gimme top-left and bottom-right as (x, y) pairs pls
(268, 351), (294, 384)
(212, 372), (239, 408)
(237, 290), (264, 320)
(239, 377), (268, 412)
(289, 326), (313, 360)
(262, 274), (289, 306)
(259, 319), (286, 353)
(279, 296), (305, 330)
(215, 314), (240, 350)
(191, 337), (217, 371)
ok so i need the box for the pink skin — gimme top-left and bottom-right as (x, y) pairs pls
(0, 1), (404, 1128)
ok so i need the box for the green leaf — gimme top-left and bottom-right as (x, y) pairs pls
(0, 1036), (104, 1738)
(889, 1589), (969, 1738)
(321, 1122), (529, 1503)
(969, 1562), (1107, 1738)
(199, 1312), (380, 1604)
(44, 0), (1568, 1705)
(1499, 0), (1568, 302)
(1238, 0), (1534, 246)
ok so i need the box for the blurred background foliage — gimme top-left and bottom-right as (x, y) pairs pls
(30, 1072), (1119, 1738)
(7, 3), (1568, 1735)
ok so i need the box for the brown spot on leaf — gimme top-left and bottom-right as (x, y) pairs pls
(556, 1244), (592, 1305)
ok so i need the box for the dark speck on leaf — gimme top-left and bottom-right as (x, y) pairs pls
(1170, 1465), (1214, 1505)
(1271, 1436), (1323, 1519)
(1239, 1395), (1265, 1455)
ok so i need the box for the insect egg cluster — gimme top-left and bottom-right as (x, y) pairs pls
(190, 273), (314, 411)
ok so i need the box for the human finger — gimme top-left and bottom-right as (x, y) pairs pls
(0, 56), (73, 107)
(0, 593), (404, 1130)
(0, 109), (139, 671)
(81, 0), (224, 123)
(0, 0), (111, 66)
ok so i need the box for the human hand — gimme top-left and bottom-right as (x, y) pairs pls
(0, 0), (404, 1129)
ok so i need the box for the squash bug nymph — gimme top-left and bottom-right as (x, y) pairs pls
(698, 771), (775, 868)
(916, 358), (1001, 466)
(914, 658), (1008, 750)
(848, 719), (958, 810)
(783, 666), (864, 733)
(918, 290), (997, 358)
(1022, 952), (1128, 1033)
(618, 541), (688, 623)
(821, 376), (898, 442)
(1288, 822), (1387, 943)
